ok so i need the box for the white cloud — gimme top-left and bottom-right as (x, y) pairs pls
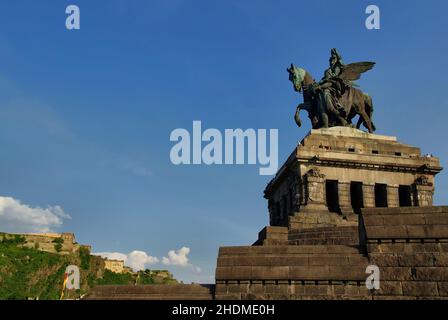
(0, 196), (71, 233)
(162, 247), (202, 273)
(94, 250), (159, 272)
(94, 246), (202, 275)
(127, 250), (159, 270)
(162, 247), (190, 266)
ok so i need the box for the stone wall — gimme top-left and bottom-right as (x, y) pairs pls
(215, 206), (448, 300)
(21, 233), (75, 254)
(85, 284), (214, 300)
(104, 259), (125, 273)
(362, 206), (448, 299)
(2, 232), (89, 255)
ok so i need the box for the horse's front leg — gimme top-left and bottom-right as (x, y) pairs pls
(316, 93), (329, 128)
(294, 102), (313, 127)
(294, 103), (304, 127)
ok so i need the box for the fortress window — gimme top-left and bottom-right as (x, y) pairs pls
(350, 182), (364, 214)
(399, 185), (412, 207)
(372, 150), (379, 154)
(325, 180), (340, 213)
(375, 183), (388, 207)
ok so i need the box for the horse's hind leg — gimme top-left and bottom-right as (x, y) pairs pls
(364, 94), (376, 132)
(356, 116), (363, 129)
(358, 109), (374, 133)
(356, 114), (376, 132)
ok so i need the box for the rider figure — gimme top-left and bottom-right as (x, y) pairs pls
(314, 48), (348, 127)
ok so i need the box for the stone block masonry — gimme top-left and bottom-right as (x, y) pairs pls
(264, 127), (442, 229)
(215, 206), (448, 300)
(214, 129), (446, 300)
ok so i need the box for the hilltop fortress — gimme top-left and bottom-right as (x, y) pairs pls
(0, 231), (178, 282)
(1, 232), (91, 255)
(2, 232), (139, 276)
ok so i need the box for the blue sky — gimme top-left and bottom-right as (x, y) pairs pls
(0, 0), (447, 283)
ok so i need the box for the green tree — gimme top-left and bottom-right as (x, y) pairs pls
(52, 238), (64, 253)
(79, 247), (91, 270)
(95, 270), (134, 285)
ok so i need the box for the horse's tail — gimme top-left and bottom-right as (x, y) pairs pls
(364, 93), (376, 132)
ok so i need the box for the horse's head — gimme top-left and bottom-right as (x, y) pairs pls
(286, 63), (306, 92)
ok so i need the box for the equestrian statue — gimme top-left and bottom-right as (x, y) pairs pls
(287, 48), (376, 133)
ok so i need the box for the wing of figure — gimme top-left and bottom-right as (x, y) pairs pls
(340, 62), (375, 81)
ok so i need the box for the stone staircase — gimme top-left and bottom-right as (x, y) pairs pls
(85, 284), (214, 300)
(215, 244), (370, 299)
(288, 226), (360, 246)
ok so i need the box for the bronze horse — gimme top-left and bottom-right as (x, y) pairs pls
(287, 64), (376, 133)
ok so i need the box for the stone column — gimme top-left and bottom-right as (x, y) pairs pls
(413, 176), (434, 207)
(338, 181), (356, 221)
(362, 183), (375, 208)
(387, 184), (399, 207)
(338, 181), (351, 209)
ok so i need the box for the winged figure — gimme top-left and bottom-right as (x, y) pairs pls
(287, 49), (377, 133)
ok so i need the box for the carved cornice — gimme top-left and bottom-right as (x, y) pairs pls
(265, 151), (442, 198)
(297, 157), (443, 175)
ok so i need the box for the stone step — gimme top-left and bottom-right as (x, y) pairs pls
(288, 226), (359, 237)
(362, 206), (448, 241)
(216, 257), (370, 281)
(219, 244), (362, 256)
(291, 238), (359, 246)
(84, 284), (214, 300)
(288, 226), (359, 246)
(290, 226), (359, 233)
(216, 244), (369, 282)
(217, 254), (368, 267)
(215, 265), (370, 281)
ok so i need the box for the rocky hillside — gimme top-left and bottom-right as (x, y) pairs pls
(0, 233), (177, 300)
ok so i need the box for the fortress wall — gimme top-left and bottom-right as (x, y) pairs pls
(3, 232), (78, 254)
(104, 259), (125, 273)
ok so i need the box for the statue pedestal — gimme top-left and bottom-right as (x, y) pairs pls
(214, 127), (446, 300)
(264, 127), (442, 231)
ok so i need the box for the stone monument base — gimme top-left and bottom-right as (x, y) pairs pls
(215, 206), (448, 300)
